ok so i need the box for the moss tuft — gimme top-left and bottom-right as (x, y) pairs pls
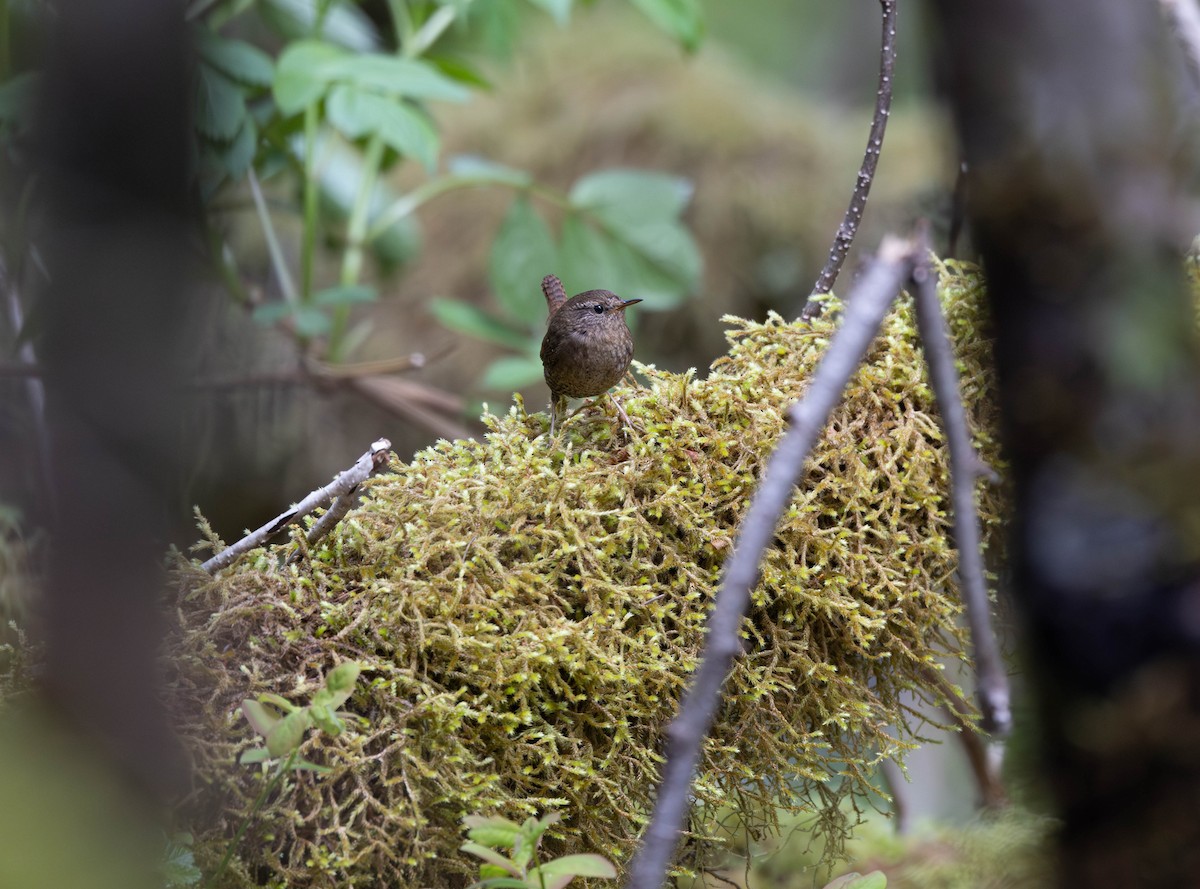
(175, 260), (1003, 888)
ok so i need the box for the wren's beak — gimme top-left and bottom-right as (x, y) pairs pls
(617, 299), (642, 311)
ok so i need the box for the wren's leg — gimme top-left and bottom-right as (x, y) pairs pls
(549, 393), (566, 436)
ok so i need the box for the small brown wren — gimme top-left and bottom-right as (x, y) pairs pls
(539, 273), (641, 434)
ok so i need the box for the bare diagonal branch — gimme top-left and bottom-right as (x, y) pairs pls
(625, 236), (918, 889)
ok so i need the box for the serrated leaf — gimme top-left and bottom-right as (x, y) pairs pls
(195, 63), (246, 140)
(480, 355), (544, 392)
(569, 168), (692, 227)
(431, 298), (531, 351)
(261, 0), (381, 52)
(162, 834), (202, 887)
(313, 285), (377, 308)
(525, 0), (572, 25)
(463, 815), (522, 849)
(460, 842), (521, 877)
(490, 197), (557, 320)
(326, 54), (470, 102)
(534, 853), (617, 879)
(266, 708), (312, 757)
(197, 32), (274, 87)
(626, 0), (704, 51)
(274, 40), (343, 114)
(327, 85), (440, 171)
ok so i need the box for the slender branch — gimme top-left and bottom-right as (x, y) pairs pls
(803, 0), (898, 317)
(201, 438), (393, 574)
(1161, 0), (1200, 90)
(946, 160), (969, 259)
(247, 168), (300, 308)
(624, 236), (918, 889)
(910, 241), (1011, 735)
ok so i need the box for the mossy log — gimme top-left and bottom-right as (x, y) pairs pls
(175, 261), (1003, 888)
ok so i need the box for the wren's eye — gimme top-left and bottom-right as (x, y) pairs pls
(592, 304), (605, 314)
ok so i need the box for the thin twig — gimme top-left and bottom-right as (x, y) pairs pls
(1161, 0), (1200, 90)
(624, 236), (918, 889)
(803, 0), (898, 317)
(201, 438), (393, 574)
(946, 160), (969, 259)
(910, 239), (1011, 735)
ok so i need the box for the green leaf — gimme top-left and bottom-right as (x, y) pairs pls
(196, 32), (274, 87)
(261, 0), (381, 52)
(219, 117), (258, 180)
(534, 854), (617, 879)
(238, 747), (271, 765)
(429, 56), (493, 90)
(490, 197), (557, 321)
(241, 699), (282, 737)
(253, 302), (333, 337)
(569, 168), (693, 227)
(626, 0), (704, 51)
(313, 284), (378, 308)
(326, 54), (470, 102)
(308, 703), (344, 736)
(290, 757), (333, 773)
(463, 815), (523, 849)
(273, 40), (344, 114)
(525, 0), (572, 25)
(470, 879), (529, 889)
(323, 660), (362, 704)
(195, 63), (246, 140)
(327, 85), (440, 171)
(162, 833), (202, 887)
(460, 842), (521, 877)
(431, 298), (531, 351)
(266, 708), (312, 757)
(480, 355), (544, 392)
(447, 156), (532, 188)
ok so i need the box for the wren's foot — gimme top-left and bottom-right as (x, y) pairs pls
(548, 393), (567, 437)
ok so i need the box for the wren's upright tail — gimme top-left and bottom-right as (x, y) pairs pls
(541, 274), (568, 319)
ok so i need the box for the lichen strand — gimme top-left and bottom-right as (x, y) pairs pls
(176, 260), (1003, 888)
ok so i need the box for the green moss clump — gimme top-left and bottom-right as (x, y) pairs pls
(175, 260), (1003, 888)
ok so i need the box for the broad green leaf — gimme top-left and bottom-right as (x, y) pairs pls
(613, 219), (702, 297)
(534, 853), (617, 879)
(241, 699), (281, 737)
(480, 355), (544, 392)
(253, 302), (331, 337)
(313, 285), (378, 308)
(471, 879), (528, 889)
(463, 814), (522, 849)
(195, 63), (246, 140)
(196, 32), (274, 87)
(290, 758), (333, 773)
(431, 298), (531, 351)
(447, 155), (532, 187)
(323, 660), (362, 704)
(460, 842), (521, 877)
(261, 0), (381, 52)
(525, 0), (572, 25)
(266, 708), (312, 757)
(429, 56), (493, 90)
(219, 117), (258, 180)
(490, 197), (557, 320)
(326, 54), (470, 102)
(274, 41), (343, 114)
(626, 0), (704, 51)
(327, 85), (440, 170)
(569, 168), (692, 227)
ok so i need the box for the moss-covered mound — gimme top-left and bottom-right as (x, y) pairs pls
(175, 261), (1003, 888)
